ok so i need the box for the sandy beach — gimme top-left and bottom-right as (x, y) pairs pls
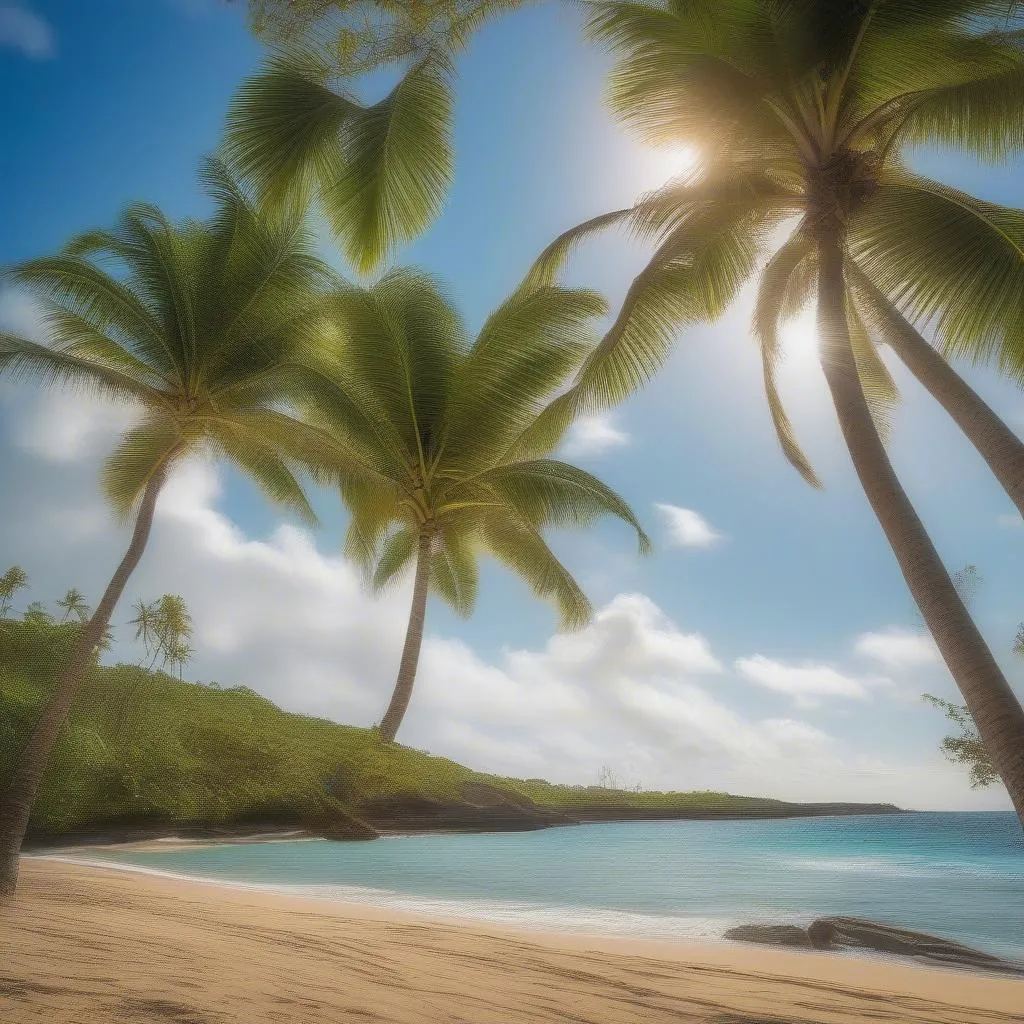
(1, 859), (1021, 1023)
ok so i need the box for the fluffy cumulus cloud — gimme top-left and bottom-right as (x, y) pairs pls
(560, 413), (630, 458)
(655, 503), (723, 548)
(0, 5), (54, 58)
(734, 655), (887, 708)
(0, 383), (1012, 811)
(854, 628), (941, 670)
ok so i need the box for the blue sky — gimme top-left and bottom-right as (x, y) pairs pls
(1, 0), (1023, 809)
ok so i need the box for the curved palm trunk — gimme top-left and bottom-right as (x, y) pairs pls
(0, 468), (167, 899)
(818, 238), (1024, 824)
(851, 268), (1024, 520)
(378, 529), (433, 744)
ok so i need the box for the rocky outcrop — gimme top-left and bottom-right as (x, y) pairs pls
(807, 917), (1024, 973)
(723, 924), (810, 947)
(358, 782), (576, 833)
(726, 916), (1024, 975)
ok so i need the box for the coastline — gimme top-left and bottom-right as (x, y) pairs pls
(2, 858), (1020, 1024)
(22, 802), (913, 852)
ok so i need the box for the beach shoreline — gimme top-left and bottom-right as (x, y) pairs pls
(1, 858), (1020, 1023)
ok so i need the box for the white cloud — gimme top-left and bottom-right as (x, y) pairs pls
(734, 654), (886, 708)
(655, 503), (723, 548)
(996, 513), (1023, 529)
(0, 5), (54, 58)
(561, 414), (629, 458)
(855, 628), (941, 670)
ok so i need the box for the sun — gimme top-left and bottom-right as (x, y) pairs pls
(780, 309), (820, 363)
(638, 145), (701, 192)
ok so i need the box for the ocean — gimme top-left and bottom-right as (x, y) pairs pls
(70, 811), (1024, 960)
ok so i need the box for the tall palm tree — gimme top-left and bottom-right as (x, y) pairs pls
(55, 588), (90, 624)
(0, 565), (28, 617)
(225, 1), (530, 273)
(518, 0), (1024, 820)
(0, 162), (355, 898)
(301, 269), (649, 742)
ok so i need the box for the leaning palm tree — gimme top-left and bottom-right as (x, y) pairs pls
(520, 0), (1024, 820)
(0, 162), (352, 898)
(302, 269), (649, 742)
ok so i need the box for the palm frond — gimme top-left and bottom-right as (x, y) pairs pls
(440, 286), (605, 470)
(102, 416), (185, 518)
(851, 170), (1024, 379)
(321, 56), (454, 273)
(372, 526), (419, 592)
(847, 298), (901, 444)
(469, 459), (650, 553)
(481, 510), (592, 631)
(430, 531), (478, 616)
(752, 228), (822, 488)
(223, 49), (355, 212)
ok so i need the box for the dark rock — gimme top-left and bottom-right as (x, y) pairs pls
(358, 789), (576, 833)
(724, 924), (811, 948)
(807, 917), (1024, 975)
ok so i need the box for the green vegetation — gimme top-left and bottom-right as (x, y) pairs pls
(0, 163), (358, 895)
(922, 694), (998, 791)
(306, 270), (648, 741)
(0, 618), (841, 840)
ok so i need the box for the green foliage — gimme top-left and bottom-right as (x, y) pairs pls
(0, 160), (350, 525)
(0, 620), (794, 836)
(526, 0), (1024, 474)
(921, 694), (998, 789)
(302, 270), (649, 633)
(0, 566), (28, 617)
(131, 595), (194, 678)
(224, 49), (455, 274)
(55, 588), (91, 624)
(244, 0), (531, 76)
(23, 601), (53, 626)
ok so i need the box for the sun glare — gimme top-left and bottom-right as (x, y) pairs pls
(639, 145), (701, 192)
(780, 310), (819, 363)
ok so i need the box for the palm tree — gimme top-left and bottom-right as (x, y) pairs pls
(519, 1), (1024, 820)
(225, 1), (529, 273)
(55, 588), (90, 623)
(0, 565), (28, 617)
(129, 598), (161, 667)
(302, 269), (649, 742)
(0, 161), (353, 898)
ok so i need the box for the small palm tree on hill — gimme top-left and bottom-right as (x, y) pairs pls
(518, 0), (1024, 820)
(55, 588), (90, 623)
(0, 162), (351, 898)
(302, 270), (649, 742)
(0, 566), (28, 617)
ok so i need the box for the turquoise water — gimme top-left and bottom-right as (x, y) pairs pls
(76, 812), (1024, 960)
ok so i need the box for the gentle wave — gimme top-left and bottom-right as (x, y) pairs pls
(786, 856), (1019, 880)
(37, 854), (768, 941)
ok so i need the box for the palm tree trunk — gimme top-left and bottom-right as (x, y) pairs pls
(817, 237), (1024, 824)
(0, 468), (168, 899)
(851, 267), (1024, 520)
(378, 529), (433, 744)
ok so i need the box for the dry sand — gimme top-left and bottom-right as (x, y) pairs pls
(1, 858), (1021, 1023)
